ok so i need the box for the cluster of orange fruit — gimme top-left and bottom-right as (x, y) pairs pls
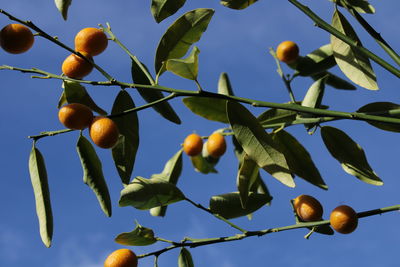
(294, 194), (359, 234)
(183, 132), (227, 158)
(58, 103), (119, 149)
(62, 27), (108, 79)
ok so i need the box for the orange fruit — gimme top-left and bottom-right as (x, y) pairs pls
(62, 52), (94, 79)
(206, 133), (226, 158)
(183, 133), (203, 156)
(0, 24), (34, 54)
(293, 194), (323, 222)
(276, 41), (299, 64)
(330, 205), (358, 234)
(104, 248), (138, 267)
(89, 116), (119, 149)
(75, 27), (108, 56)
(58, 103), (93, 130)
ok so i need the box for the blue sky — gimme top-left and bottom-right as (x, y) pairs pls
(1, 1), (399, 267)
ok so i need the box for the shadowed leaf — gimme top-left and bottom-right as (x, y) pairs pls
(218, 72), (235, 96)
(183, 97), (228, 123)
(357, 102), (400, 133)
(151, 0), (186, 23)
(178, 248), (194, 267)
(237, 154), (260, 208)
(220, 0), (258, 10)
(115, 221), (157, 246)
(295, 44), (337, 76)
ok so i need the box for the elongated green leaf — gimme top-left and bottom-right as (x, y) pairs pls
(357, 102), (400, 133)
(209, 192), (271, 219)
(178, 248), (194, 267)
(257, 108), (297, 128)
(115, 221), (157, 246)
(119, 177), (185, 210)
(272, 130), (327, 190)
(331, 10), (378, 90)
(54, 0), (72, 20)
(111, 90), (139, 186)
(190, 153), (218, 174)
(151, 0), (186, 23)
(76, 135), (112, 216)
(183, 97), (228, 123)
(59, 81), (107, 115)
(227, 101), (294, 187)
(29, 145), (53, 248)
(220, 0), (258, 10)
(218, 72), (235, 96)
(331, 0), (375, 14)
(150, 149), (183, 217)
(295, 44), (337, 76)
(166, 46), (200, 80)
(155, 8), (214, 74)
(312, 71), (356, 90)
(321, 126), (382, 185)
(131, 60), (181, 124)
(300, 77), (327, 112)
(237, 154), (260, 208)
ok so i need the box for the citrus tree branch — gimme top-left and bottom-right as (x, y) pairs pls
(287, 0), (400, 78)
(137, 203), (400, 259)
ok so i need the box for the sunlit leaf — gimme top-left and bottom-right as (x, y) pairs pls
(220, 0), (258, 10)
(119, 177), (185, 210)
(150, 149), (183, 217)
(190, 153), (218, 174)
(321, 126), (382, 185)
(218, 72), (235, 96)
(155, 8), (214, 75)
(59, 81), (107, 115)
(29, 145), (53, 248)
(272, 130), (327, 190)
(115, 221), (157, 246)
(331, 0), (375, 14)
(131, 60), (181, 124)
(331, 10), (378, 90)
(357, 102), (400, 133)
(76, 135), (112, 216)
(151, 0), (186, 23)
(54, 0), (72, 20)
(166, 46), (200, 80)
(227, 101), (294, 187)
(183, 97), (228, 123)
(178, 248), (194, 267)
(209, 192), (271, 219)
(295, 44), (336, 76)
(111, 90), (139, 186)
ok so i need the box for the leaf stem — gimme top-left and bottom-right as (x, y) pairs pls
(138, 203), (400, 259)
(28, 129), (74, 141)
(184, 197), (247, 233)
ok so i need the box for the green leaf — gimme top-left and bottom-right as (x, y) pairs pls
(218, 72), (235, 96)
(111, 90), (139, 186)
(257, 108), (297, 128)
(76, 135), (112, 217)
(59, 81), (107, 115)
(220, 0), (258, 10)
(272, 130), (327, 190)
(295, 44), (337, 76)
(321, 126), (382, 185)
(190, 153), (218, 174)
(166, 46), (200, 80)
(29, 145), (53, 248)
(115, 221), (157, 246)
(209, 192), (271, 219)
(131, 60), (181, 124)
(357, 102), (400, 133)
(155, 8), (214, 75)
(331, 10), (378, 90)
(54, 0), (72, 20)
(227, 101), (294, 187)
(312, 71), (356, 90)
(178, 248), (194, 267)
(151, 0), (186, 23)
(150, 149), (183, 217)
(119, 177), (185, 210)
(237, 154), (260, 208)
(331, 0), (375, 14)
(183, 97), (228, 123)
